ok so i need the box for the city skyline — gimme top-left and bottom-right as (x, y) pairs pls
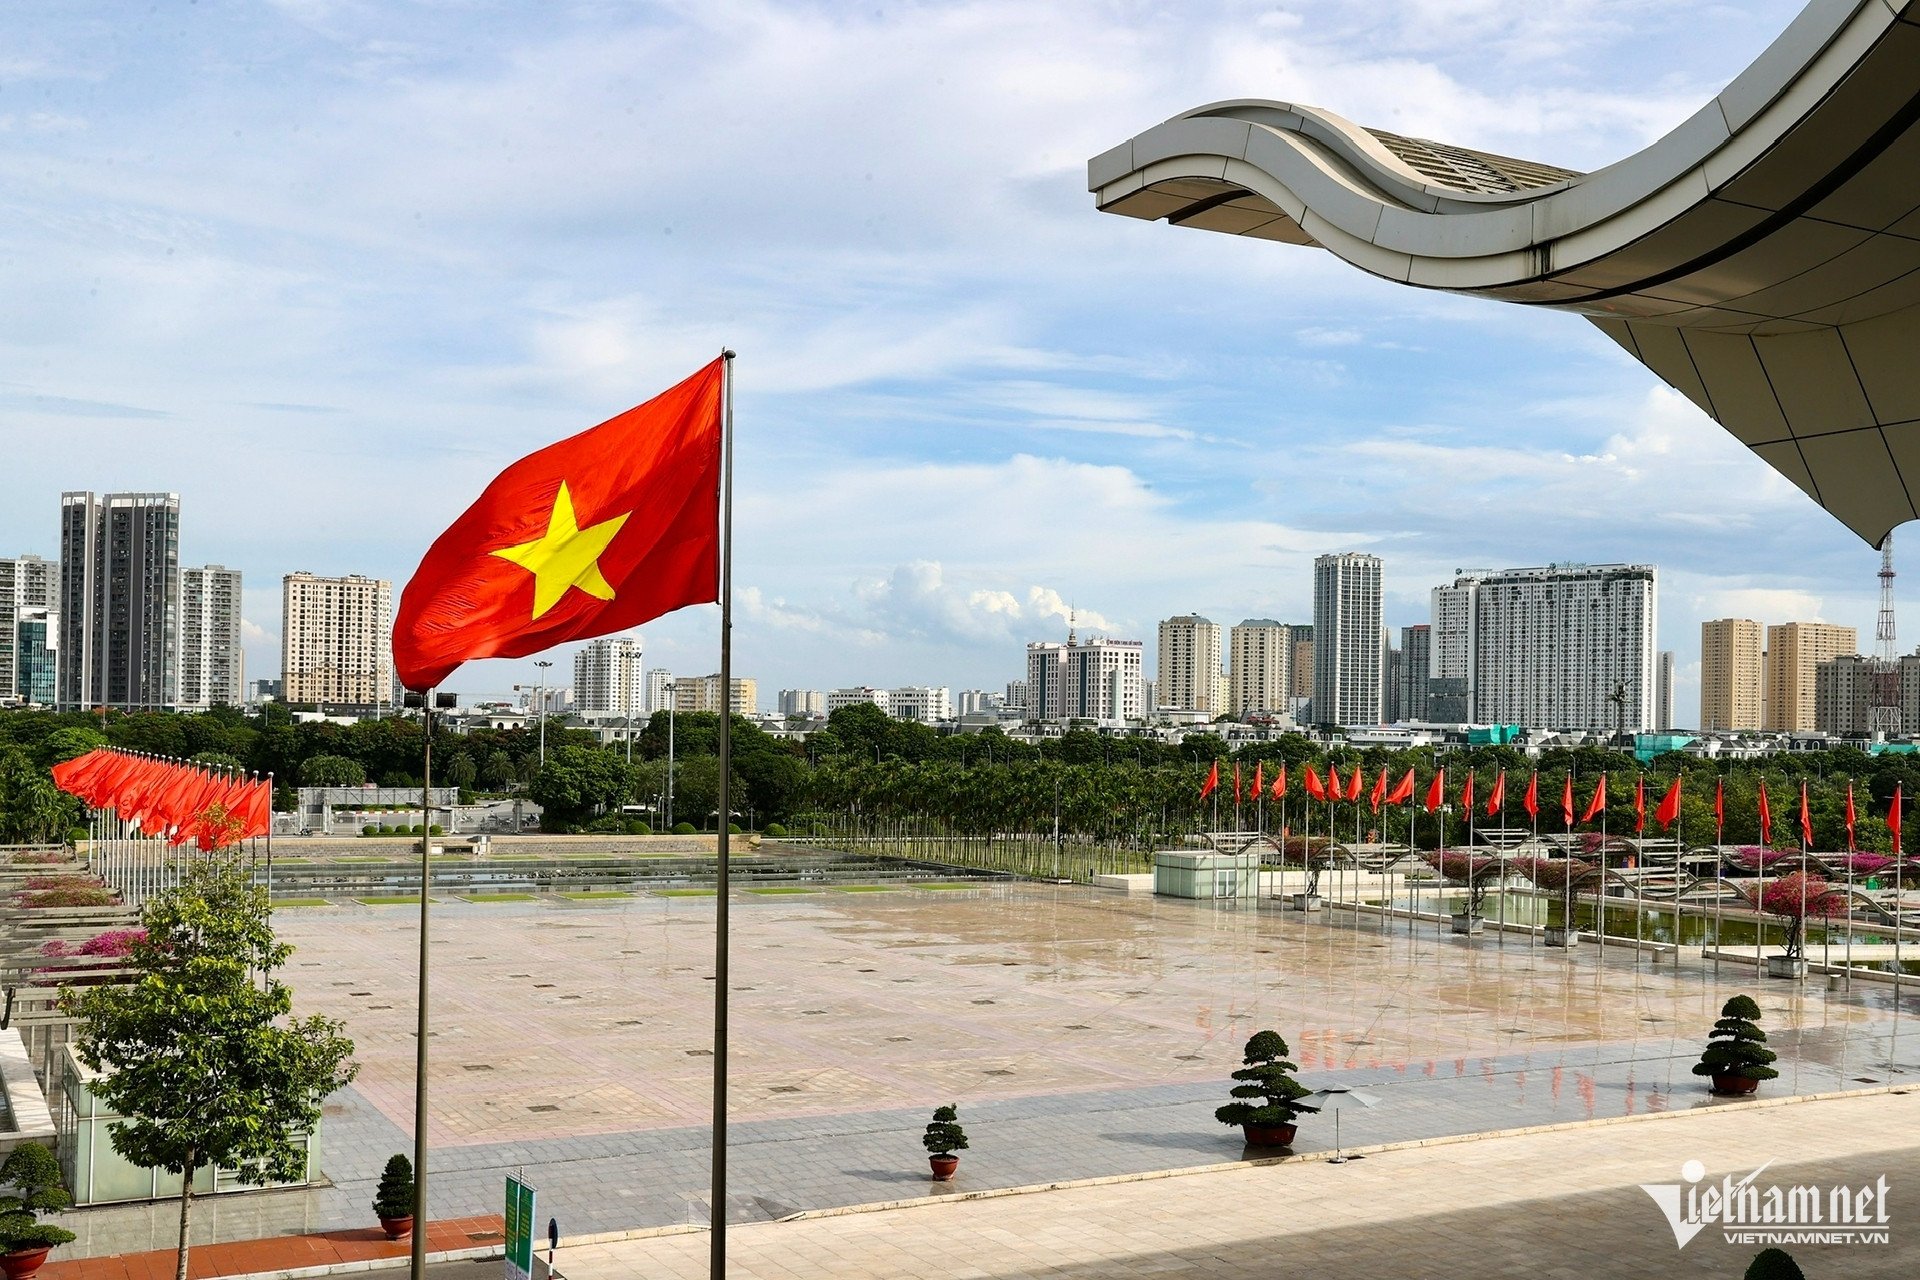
(0, 1), (1888, 725)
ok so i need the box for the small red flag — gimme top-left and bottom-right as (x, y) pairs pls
(1460, 771), (1474, 813)
(1486, 770), (1505, 818)
(1655, 777), (1681, 831)
(1234, 761), (1243, 804)
(1370, 767), (1388, 813)
(1799, 781), (1813, 848)
(1581, 774), (1608, 824)
(1252, 760), (1264, 800)
(1714, 777), (1725, 837)
(394, 359), (725, 691)
(1758, 780), (1772, 846)
(1523, 771), (1539, 820)
(1346, 766), (1363, 803)
(1325, 762), (1342, 801)
(1199, 760), (1219, 802)
(1273, 764), (1287, 799)
(1845, 782), (1857, 852)
(1304, 765), (1325, 801)
(1424, 769), (1445, 814)
(1388, 768), (1415, 806)
(1560, 774), (1574, 829)
(1633, 776), (1646, 835)
(1891, 785), (1903, 856)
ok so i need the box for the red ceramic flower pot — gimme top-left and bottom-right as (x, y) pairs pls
(929, 1154), (960, 1181)
(1242, 1122), (1298, 1148)
(1711, 1072), (1760, 1097)
(1, 1247), (53, 1280)
(379, 1215), (415, 1241)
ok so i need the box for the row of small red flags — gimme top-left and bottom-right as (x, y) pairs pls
(1198, 760), (1902, 850)
(49, 748), (272, 850)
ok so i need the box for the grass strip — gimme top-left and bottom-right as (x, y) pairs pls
(560, 890), (633, 900)
(357, 895), (437, 905)
(745, 886), (821, 895)
(272, 898), (331, 908)
(462, 893), (538, 903)
(653, 888), (717, 897)
(833, 885), (898, 893)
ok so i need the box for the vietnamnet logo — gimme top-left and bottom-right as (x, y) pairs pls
(1640, 1160), (1892, 1248)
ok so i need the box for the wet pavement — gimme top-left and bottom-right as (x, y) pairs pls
(53, 882), (1920, 1258)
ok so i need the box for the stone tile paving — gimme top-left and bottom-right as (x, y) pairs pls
(53, 884), (1920, 1259)
(554, 1090), (1920, 1280)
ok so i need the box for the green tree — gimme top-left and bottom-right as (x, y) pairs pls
(480, 749), (517, 791)
(0, 747), (80, 844)
(60, 861), (358, 1280)
(528, 745), (632, 828)
(188, 751), (246, 773)
(300, 754), (366, 788)
(40, 726), (106, 765)
(445, 753), (478, 792)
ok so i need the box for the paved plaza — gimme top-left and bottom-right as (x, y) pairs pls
(51, 882), (1920, 1261)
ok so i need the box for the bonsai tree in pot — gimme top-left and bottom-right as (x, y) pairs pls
(1745, 872), (1849, 978)
(1432, 852), (1499, 933)
(1280, 837), (1336, 909)
(1691, 994), (1779, 1096)
(1214, 1030), (1319, 1148)
(1518, 857), (1594, 946)
(0, 1144), (76, 1280)
(922, 1105), (968, 1181)
(371, 1154), (415, 1239)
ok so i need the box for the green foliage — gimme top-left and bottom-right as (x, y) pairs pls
(921, 1104), (968, 1156)
(672, 822), (697, 835)
(362, 825), (377, 836)
(189, 752), (245, 773)
(41, 727), (106, 766)
(625, 820), (651, 835)
(529, 745), (633, 828)
(763, 822), (788, 839)
(1744, 1248), (1805, 1280)
(301, 754), (366, 788)
(0, 1143), (76, 1252)
(0, 747), (82, 845)
(371, 1154), (414, 1219)
(1215, 1030), (1319, 1128)
(1691, 994), (1779, 1083)
(60, 862), (358, 1272)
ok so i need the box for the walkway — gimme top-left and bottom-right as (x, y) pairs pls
(41, 1215), (502, 1280)
(554, 1089), (1920, 1278)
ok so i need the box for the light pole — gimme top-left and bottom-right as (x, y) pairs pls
(533, 660), (552, 767)
(665, 682), (677, 829)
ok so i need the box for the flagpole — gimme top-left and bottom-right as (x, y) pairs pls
(711, 348), (737, 1280)
(410, 693), (433, 1280)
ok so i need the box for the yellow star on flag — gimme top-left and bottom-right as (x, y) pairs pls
(491, 482), (631, 620)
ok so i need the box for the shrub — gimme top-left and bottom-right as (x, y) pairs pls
(763, 823), (788, 839)
(363, 825), (378, 837)
(1744, 1248), (1805, 1280)
(1743, 872), (1849, 960)
(921, 1105), (968, 1157)
(728, 823), (743, 835)
(1691, 994), (1779, 1085)
(1429, 851), (1500, 917)
(378, 825), (394, 835)
(9, 851), (66, 866)
(16, 875), (115, 908)
(429, 825), (443, 836)
(371, 1153), (414, 1220)
(625, 820), (651, 835)
(0, 1143), (77, 1252)
(1214, 1030), (1319, 1129)
(673, 822), (697, 835)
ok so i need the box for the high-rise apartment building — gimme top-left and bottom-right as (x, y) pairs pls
(955, 689), (1004, 715)
(1655, 650), (1675, 732)
(673, 674), (757, 715)
(1228, 619), (1290, 717)
(1004, 679), (1029, 710)
(1157, 614), (1222, 714)
(1312, 553), (1384, 726)
(573, 636), (644, 717)
(1764, 622), (1857, 731)
(1383, 641), (1403, 723)
(1027, 636), (1145, 721)
(58, 492), (180, 710)
(1817, 652), (1920, 735)
(1398, 624), (1431, 721)
(0, 556), (57, 703)
(13, 609), (57, 706)
(645, 668), (675, 715)
(1289, 626), (1314, 699)
(779, 689), (826, 716)
(1430, 563), (1658, 731)
(281, 573), (393, 707)
(178, 565), (243, 708)
(1700, 618), (1763, 730)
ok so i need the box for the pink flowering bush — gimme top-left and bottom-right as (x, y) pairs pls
(1744, 872), (1850, 960)
(15, 874), (116, 908)
(1828, 853), (1895, 878)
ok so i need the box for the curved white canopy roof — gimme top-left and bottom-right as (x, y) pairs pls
(1089, 0), (1920, 547)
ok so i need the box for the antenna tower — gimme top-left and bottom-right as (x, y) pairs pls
(1869, 534), (1901, 736)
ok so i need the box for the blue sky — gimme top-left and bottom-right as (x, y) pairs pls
(0, 0), (1881, 725)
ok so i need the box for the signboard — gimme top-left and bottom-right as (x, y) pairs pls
(505, 1175), (538, 1280)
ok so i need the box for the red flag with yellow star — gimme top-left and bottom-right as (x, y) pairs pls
(394, 359), (725, 690)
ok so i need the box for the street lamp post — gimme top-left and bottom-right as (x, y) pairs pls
(533, 660), (552, 767)
(665, 682), (677, 829)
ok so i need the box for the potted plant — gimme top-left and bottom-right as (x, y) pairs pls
(922, 1105), (968, 1181)
(1433, 852), (1498, 934)
(1745, 871), (1849, 979)
(0, 1144), (76, 1280)
(1283, 837), (1332, 911)
(1691, 994), (1778, 1096)
(1519, 857), (1593, 947)
(1214, 1030), (1319, 1148)
(371, 1154), (415, 1240)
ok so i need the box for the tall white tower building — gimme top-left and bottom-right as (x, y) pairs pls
(573, 635), (644, 717)
(1157, 614), (1222, 714)
(1311, 553), (1384, 726)
(1228, 619), (1291, 716)
(179, 565), (244, 708)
